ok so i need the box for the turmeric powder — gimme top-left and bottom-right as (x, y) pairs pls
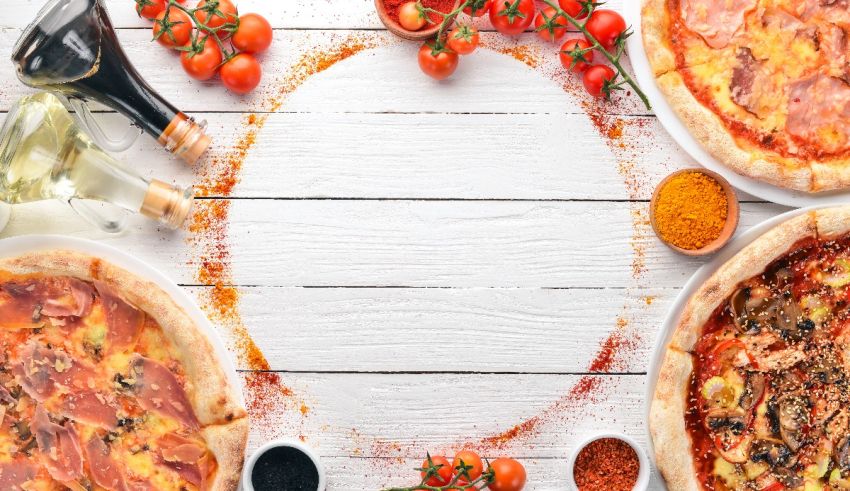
(653, 172), (728, 250)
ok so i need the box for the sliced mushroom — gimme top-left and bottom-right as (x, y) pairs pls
(837, 435), (850, 470)
(739, 372), (767, 411)
(729, 287), (809, 341)
(777, 395), (809, 452)
(750, 439), (792, 467)
(705, 408), (747, 435)
(730, 287), (763, 334)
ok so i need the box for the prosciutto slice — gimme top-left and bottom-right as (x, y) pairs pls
(0, 457), (37, 490)
(787, 74), (850, 154)
(31, 405), (83, 482)
(84, 437), (129, 491)
(0, 277), (93, 328)
(127, 355), (200, 430)
(58, 390), (119, 430)
(681, 0), (757, 49)
(156, 434), (210, 488)
(93, 282), (144, 353)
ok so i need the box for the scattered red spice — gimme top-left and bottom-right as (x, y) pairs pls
(573, 438), (640, 491)
(495, 45), (541, 68)
(383, 0), (456, 25)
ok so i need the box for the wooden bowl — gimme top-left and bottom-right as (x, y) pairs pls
(649, 168), (740, 256)
(375, 0), (461, 41)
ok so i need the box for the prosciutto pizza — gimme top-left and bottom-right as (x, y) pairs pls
(641, 0), (850, 192)
(650, 206), (850, 490)
(0, 251), (247, 490)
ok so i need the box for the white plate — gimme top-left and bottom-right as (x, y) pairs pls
(0, 234), (244, 405)
(643, 205), (829, 486)
(623, 2), (850, 207)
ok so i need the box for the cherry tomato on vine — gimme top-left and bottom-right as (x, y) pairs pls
(558, 0), (588, 19)
(136, 0), (166, 20)
(196, 0), (238, 32)
(220, 53), (262, 94)
(453, 450), (484, 480)
(585, 9), (627, 51)
(489, 0), (535, 36)
(463, 0), (492, 17)
(232, 13), (273, 53)
(583, 64), (616, 97)
(153, 8), (193, 48)
(559, 37), (594, 72)
(417, 42), (459, 80)
(534, 7), (568, 42)
(398, 1), (426, 31)
(446, 25), (480, 55)
(181, 35), (222, 81)
(420, 455), (453, 487)
(487, 458), (526, 491)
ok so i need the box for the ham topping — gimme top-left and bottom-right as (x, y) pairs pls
(58, 390), (119, 430)
(2, 277), (93, 319)
(84, 437), (128, 491)
(0, 457), (37, 490)
(797, 0), (850, 24)
(787, 74), (850, 154)
(156, 434), (210, 488)
(681, 0), (757, 49)
(820, 24), (850, 82)
(93, 282), (144, 353)
(127, 355), (200, 430)
(32, 405), (83, 482)
(730, 47), (780, 118)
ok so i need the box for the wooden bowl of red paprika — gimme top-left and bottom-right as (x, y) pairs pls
(375, 0), (461, 41)
(567, 433), (650, 491)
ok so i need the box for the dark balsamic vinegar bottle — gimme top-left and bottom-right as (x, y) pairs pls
(12, 0), (211, 165)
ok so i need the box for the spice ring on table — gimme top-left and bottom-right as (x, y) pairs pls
(242, 438), (327, 491)
(649, 168), (740, 257)
(566, 433), (650, 491)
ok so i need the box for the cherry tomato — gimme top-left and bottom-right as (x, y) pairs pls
(136, 0), (166, 20)
(220, 53), (262, 94)
(446, 25), (480, 55)
(487, 458), (526, 491)
(196, 0), (238, 32)
(534, 7), (568, 42)
(489, 0), (535, 36)
(585, 9), (627, 51)
(558, 0), (588, 19)
(181, 35), (222, 81)
(420, 455), (453, 487)
(153, 8), (193, 48)
(463, 0), (492, 17)
(559, 38), (594, 72)
(418, 43), (459, 80)
(583, 64), (616, 97)
(452, 450), (484, 480)
(398, 1), (426, 31)
(232, 13), (273, 53)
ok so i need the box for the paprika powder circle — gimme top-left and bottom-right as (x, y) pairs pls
(566, 433), (649, 491)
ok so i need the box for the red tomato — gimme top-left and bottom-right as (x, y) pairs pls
(559, 38), (594, 72)
(452, 450), (484, 480)
(398, 1), (426, 31)
(487, 458), (526, 491)
(220, 53), (262, 94)
(196, 0), (238, 32)
(153, 8), (193, 48)
(558, 0), (588, 19)
(181, 36), (222, 81)
(582, 64), (616, 97)
(446, 25), (480, 55)
(463, 0), (492, 17)
(420, 455), (453, 487)
(418, 43), (459, 80)
(232, 13), (273, 53)
(489, 0), (535, 36)
(534, 7), (568, 42)
(585, 9), (627, 51)
(136, 0), (166, 20)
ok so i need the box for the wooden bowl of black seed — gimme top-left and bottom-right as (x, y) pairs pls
(243, 439), (326, 491)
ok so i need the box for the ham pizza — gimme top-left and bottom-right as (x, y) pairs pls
(641, 0), (850, 192)
(0, 251), (247, 490)
(650, 206), (850, 489)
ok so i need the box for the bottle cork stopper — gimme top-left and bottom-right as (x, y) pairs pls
(141, 180), (194, 229)
(180, 132), (211, 165)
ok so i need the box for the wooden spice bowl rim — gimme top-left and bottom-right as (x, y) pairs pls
(650, 168), (740, 257)
(566, 433), (650, 491)
(374, 0), (461, 41)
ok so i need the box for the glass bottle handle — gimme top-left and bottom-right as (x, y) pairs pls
(67, 199), (129, 234)
(61, 96), (142, 153)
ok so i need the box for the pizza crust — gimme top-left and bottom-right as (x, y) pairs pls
(641, 0), (677, 76)
(0, 250), (248, 491)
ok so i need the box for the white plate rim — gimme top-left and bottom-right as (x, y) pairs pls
(623, 2), (850, 207)
(0, 234), (244, 405)
(642, 205), (833, 487)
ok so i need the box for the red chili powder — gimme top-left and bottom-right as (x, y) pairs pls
(573, 438), (640, 491)
(383, 0), (456, 25)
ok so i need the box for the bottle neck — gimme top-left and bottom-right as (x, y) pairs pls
(158, 113), (211, 165)
(140, 180), (194, 229)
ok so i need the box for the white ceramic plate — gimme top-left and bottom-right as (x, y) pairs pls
(643, 206), (829, 487)
(623, 2), (850, 207)
(0, 234), (244, 405)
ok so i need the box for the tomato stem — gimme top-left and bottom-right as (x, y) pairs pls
(381, 456), (496, 491)
(164, 0), (239, 64)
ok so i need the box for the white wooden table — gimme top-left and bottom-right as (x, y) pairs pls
(0, 1), (791, 489)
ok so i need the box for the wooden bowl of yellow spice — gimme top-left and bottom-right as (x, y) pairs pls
(650, 168), (739, 256)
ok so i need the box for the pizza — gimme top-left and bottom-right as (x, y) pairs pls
(641, 0), (850, 192)
(0, 251), (248, 490)
(650, 206), (850, 490)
